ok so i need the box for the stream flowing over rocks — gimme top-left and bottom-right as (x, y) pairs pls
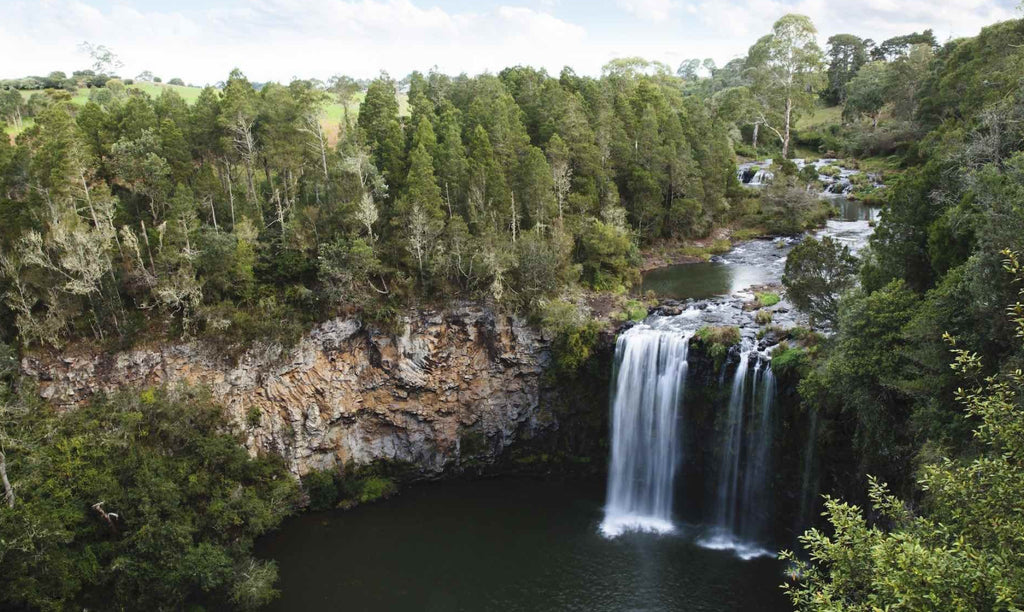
(736, 158), (883, 195)
(22, 308), (569, 477)
(643, 196), (876, 346)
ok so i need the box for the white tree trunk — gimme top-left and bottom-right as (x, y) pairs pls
(1, 450), (14, 508)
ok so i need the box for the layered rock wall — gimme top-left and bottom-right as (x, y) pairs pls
(22, 307), (562, 476)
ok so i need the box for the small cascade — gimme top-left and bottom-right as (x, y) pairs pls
(600, 328), (692, 537)
(797, 407), (820, 531)
(748, 168), (774, 186)
(739, 365), (775, 539)
(711, 349), (751, 531)
(736, 160), (774, 186)
(699, 346), (777, 559)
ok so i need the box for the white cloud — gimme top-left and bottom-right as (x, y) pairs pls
(617, 0), (681, 22)
(681, 0), (1016, 52)
(0, 0), (1018, 85)
(0, 0), (597, 82)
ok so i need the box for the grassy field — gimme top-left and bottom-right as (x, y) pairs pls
(8, 83), (408, 143)
(4, 117), (34, 137)
(796, 104), (843, 129)
(131, 82), (205, 103)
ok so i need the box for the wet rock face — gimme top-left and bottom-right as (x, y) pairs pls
(22, 307), (561, 477)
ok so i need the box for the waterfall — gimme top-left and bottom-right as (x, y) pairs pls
(600, 328), (691, 537)
(748, 169), (774, 186)
(699, 348), (777, 559)
(711, 350), (751, 532)
(739, 365), (775, 539)
(797, 407), (820, 531)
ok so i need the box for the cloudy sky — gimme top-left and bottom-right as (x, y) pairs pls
(1, 0), (1018, 84)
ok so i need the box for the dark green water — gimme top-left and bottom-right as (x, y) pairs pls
(256, 478), (789, 611)
(640, 262), (771, 301)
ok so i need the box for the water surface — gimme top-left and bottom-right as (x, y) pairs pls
(640, 262), (772, 300)
(257, 478), (789, 611)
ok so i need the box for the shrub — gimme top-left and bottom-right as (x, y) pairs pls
(773, 156), (799, 175)
(798, 164), (820, 185)
(356, 476), (398, 503)
(760, 177), (829, 235)
(756, 291), (781, 307)
(537, 300), (602, 377)
(694, 325), (740, 369)
(302, 469), (341, 511)
(622, 299), (648, 322)
(709, 238), (732, 254)
(696, 325), (742, 346)
(755, 310), (773, 325)
(732, 228), (764, 241)
(771, 345), (807, 378)
(681, 245), (713, 261)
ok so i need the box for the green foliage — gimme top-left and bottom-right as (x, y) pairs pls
(770, 344), (806, 377)
(537, 300), (602, 377)
(356, 476), (398, 504)
(783, 235), (858, 325)
(823, 34), (869, 105)
(760, 177), (831, 235)
(0, 386), (299, 610)
(694, 325), (741, 368)
(300, 463), (401, 512)
(746, 14), (826, 157)
(843, 61), (890, 127)
(755, 291), (780, 307)
(620, 299), (648, 322)
(301, 469), (341, 512)
(577, 218), (640, 292)
(784, 263), (1024, 609)
(754, 309), (773, 325)
(696, 324), (741, 347)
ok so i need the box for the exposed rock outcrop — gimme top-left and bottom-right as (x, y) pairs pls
(22, 307), (571, 477)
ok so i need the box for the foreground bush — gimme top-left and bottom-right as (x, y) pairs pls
(0, 386), (300, 611)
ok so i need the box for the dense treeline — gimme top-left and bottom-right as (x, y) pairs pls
(781, 18), (1024, 609)
(0, 62), (741, 349)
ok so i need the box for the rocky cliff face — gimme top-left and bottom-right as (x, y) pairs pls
(22, 307), (571, 477)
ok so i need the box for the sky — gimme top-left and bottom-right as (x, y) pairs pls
(1, 0), (1018, 85)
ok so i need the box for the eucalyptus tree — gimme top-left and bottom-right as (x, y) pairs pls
(746, 14), (825, 157)
(0, 89), (25, 130)
(328, 74), (361, 129)
(220, 70), (261, 207)
(824, 34), (870, 105)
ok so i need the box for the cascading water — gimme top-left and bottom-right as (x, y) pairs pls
(712, 349), (751, 533)
(600, 327), (692, 537)
(699, 346), (777, 559)
(797, 407), (820, 531)
(749, 169), (774, 186)
(740, 364), (775, 539)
